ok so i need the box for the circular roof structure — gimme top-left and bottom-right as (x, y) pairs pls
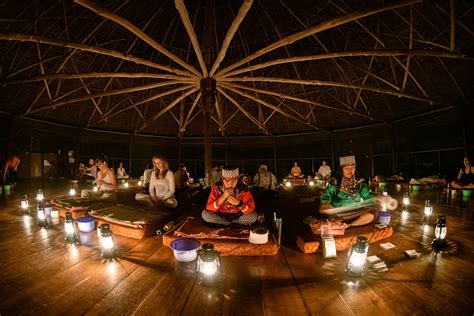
(0, 0), (472, 137)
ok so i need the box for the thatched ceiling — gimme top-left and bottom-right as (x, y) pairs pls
(0, 0), (473, 137)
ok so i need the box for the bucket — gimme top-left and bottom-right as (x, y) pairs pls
(411, 184), (420, 192)
(378, 211), (391, 225)
(462, 189), (472, 197)
(170, 238), (200, 262)
(3, 184), (11, 193)
(77, 216), (96, 232)
(379, 182), (387, 189)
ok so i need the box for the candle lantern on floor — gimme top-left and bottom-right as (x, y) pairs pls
(37, 201), (47, 228)
(69, 187), (76, 196)
(93, 185), (99, 192)
(382, 188), (388, 196)
(346, 236), (369, 277)
(423, 200), (432, 224)
(403, 192), (409, 210)
(432, 215), (447, 248)
(36, 189), (44, 201)
(196, 243), (220, 280)
(21, 195), (30, 215)
(99, 224), (115, 258)
(64, 212), (79, 243)
(124, 181), (129, 188)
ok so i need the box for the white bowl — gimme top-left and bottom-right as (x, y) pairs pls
(169, 238), (200, 262)
(76, 217), (96, 232)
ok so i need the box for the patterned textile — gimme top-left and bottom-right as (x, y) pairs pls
(202, 209), (257, 226)
(174, 216), (250, 239)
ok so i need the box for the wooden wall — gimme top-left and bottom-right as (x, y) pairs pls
(2, 105), (472, 182)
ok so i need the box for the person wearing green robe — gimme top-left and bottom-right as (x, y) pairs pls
(320, 155), (378, 228)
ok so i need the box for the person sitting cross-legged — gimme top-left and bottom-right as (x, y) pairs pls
(202, 166), (257, 226)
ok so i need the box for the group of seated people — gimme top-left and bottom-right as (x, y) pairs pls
(79, 154), (178, 209)
(72, 153), (474, 231)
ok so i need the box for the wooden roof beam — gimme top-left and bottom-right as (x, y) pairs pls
(75, 0), (201, 78)
(219, 83), (321, 131)
(221, 81), (378, 121)
(222, 76), (439, 105)
(28, 80), (193, 115)
(217, 87), (270, 135)
(94, 84), (197, 125)
(209, 0), (253, 77)
(215, 0), (420, 77)
(218, 50), (467, 78)
(174, 0), (207, 77)
(136, 87), (199, 133)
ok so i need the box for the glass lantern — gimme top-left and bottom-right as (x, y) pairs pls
(432, 215), (447, 248)
(403, 193), (409, 208)
(346, 236), (369, 277)
(37, 201), (48, 227)
(69, 187), (76, 196)
(64, 212), (78, 243)
(36, 189), (44, 201)
(99, 224), (115, 258)
(423, 200), (432, 224)
(196, 243), (220, 280)
(93, 185), (99, 192)
(21, 195), (30, 215)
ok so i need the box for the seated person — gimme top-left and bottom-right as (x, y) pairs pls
(76, 158), (97, 183)
(2, 153), (20, 190)
(289, 161), (304, 178)
(451, 156), (474, 189)
(315, 160), (331, 180)
(210, 163), (224, 185)
(241, 173), (252, 187)
(202, 166), (257, 226)
(81, 155), (117, 200)
(320, 155), (384, 228)
(116, 162), (129, 179)
(135, 155), (177, 209)
(175, 163), (190, 191)
(253, 164), (278, 190)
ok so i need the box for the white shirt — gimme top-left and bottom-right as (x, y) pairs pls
(318, 165), (332, 178)
(149, 170), (175, 201)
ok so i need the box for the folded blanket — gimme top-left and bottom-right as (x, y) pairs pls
(174, 217), (250, 240)
(309, 218), (345, 236)
(90, 204), (170, 228)
(52, 198), (97, 208)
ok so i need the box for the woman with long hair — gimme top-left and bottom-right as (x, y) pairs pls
(451, 156), (474, 189)
(135, 155), (177, 209)
(81, 154), (117, 200)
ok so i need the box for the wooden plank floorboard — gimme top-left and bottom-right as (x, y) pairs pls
(1, 186), (474, 315)
(131, 247), (198, 315)
(0, 236), (157, 314)
(259, 251), (309, 315)
(220, 256), (265, 315)
(282, 246), (354, 315)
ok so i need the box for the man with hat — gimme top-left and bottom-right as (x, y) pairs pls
(319, 155), (378, 228)
(202, 166), (257, 226)
(253, 164), (278, 191)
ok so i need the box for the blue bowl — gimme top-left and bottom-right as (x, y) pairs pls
(76, 216), (96, 232)
(170, 238), (200, 262)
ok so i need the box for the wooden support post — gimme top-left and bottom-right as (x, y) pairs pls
(129, 134), (133, 176)
(450, 0), (455, 52)
(389, 123), (397, 174)
(201, 78), (216, 186)
(330, 132), (336, 173)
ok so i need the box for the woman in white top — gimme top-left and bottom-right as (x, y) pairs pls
(135, 155), (177, 209)
(116, 162), (129, 179)
(81, 155), (117, 200)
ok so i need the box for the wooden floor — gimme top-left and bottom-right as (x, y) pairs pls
(1, 181), (474, 315)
